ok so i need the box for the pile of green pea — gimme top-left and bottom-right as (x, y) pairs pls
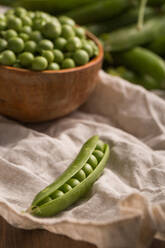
(0, 7), (99, 71)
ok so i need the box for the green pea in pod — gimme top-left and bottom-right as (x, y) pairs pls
(28, 135), (110, 217)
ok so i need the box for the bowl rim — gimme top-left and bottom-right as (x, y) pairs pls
(0, 30), (103, 74)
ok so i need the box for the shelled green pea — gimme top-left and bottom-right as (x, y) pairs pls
(0, 7), (99, 70)
(0, 38), (7, 52)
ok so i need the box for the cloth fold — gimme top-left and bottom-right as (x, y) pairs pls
(0, 70), (165, 248)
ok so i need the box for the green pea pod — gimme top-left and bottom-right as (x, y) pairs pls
(0, 0), (14, 5)
(87, 7), (156, 36)
(12, 0), (101, 13)
(148, 0), (164, 6)
(148, 35), (165, 56)
(107, 66), (140, 84)
(113, 47), (165, 87)
(66, 0), (132, 25)
(102, 15), (165, 52)
(29, 135), (110, 217)
(107, 66), (160, 90)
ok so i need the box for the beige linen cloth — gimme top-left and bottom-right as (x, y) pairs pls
(0, 69), (165, 248)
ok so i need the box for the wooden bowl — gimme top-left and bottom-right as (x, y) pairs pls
(0, 31), (103, 123)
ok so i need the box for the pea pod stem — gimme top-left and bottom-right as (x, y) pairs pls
(137, 0), (148, 30)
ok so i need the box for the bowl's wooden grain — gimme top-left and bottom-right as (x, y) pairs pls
(0, 31), (103, 123)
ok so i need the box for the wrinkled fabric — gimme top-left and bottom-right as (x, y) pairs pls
(0, 70), (165, 248)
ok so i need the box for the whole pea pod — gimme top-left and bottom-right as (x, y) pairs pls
(102, 15), (165, 52)
(66, 0), (132, 25)
(148, 35), (165, 56)
(107, 66), (159, 90)
(87, 7), (156, 36)
(113, 47), (165, 88)
(28, 135), (110, 217)
(12, 0), (101, 13)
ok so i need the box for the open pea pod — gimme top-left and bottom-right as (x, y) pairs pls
(29, 135), (110, 217)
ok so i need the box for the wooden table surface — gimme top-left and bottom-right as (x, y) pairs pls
(0, 216), (165, 248)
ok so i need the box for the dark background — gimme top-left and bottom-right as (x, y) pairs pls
(0, 216), (165, 248)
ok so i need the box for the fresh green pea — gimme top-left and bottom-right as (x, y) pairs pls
(19, 52), (34, 67)
(21, 16), (32, 26)
(34, 11), (44, 18)
(96, 140), (105, 152)
(20, 25), (32, 34)
(1, 8), (98, 72)
(0, 39), (7, 52)
(83, 163), (93, 176)
(7, 16), (22, 31)
(61, 183), (72, 193)
(75, 169), (86, 182)
(88, 40), (96, 49)
(24, 40), (37, 53)
(51, 190), (64, 199)
(39, 196), (52, 206)
(30, 30), (43, 42)
(51, 16), (61, 25)
(42, 13), (51, 21)
(64, 52), (73, 58)
(93, 45), (99, 56)
(14, 7), (27, 17)
(82, 43), (93, 57)
(32, 56), (48, 71)
(93, 150), (104, 162)
(39, 39), (54, 51)
(61, 24), (75, 39)
(35, 11), (50, 20)
(81, 39), (88, 46)
(66, 37), (82, 52)
(67, 178), (80, 188)
(0, 20), (6, 31)
(74, 27), (86, 39)
(73, 49), (89, 65)
(5, 14), (14, 20)
(8, 37), (24, 53)
(33, 17), (46, 31)
(42, 50), (54, 63)
(5, 9), (14, 16)
(48, 62), (60, 70)
(28, 11), (35, 19)
(54, 37), (67, 51)
(62, 58), (75, 69)
(53, 49), (64, 63)
(59, 16), (75, 26)
(0, 31), (5, 37)
(0, 14), (5, 20)
(87, 155), (98, 168)
(19, 33), (29, 41)
(42, 22), (61, 39)
(3, 29), (17, 40)
(0, 50), (16, 65)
